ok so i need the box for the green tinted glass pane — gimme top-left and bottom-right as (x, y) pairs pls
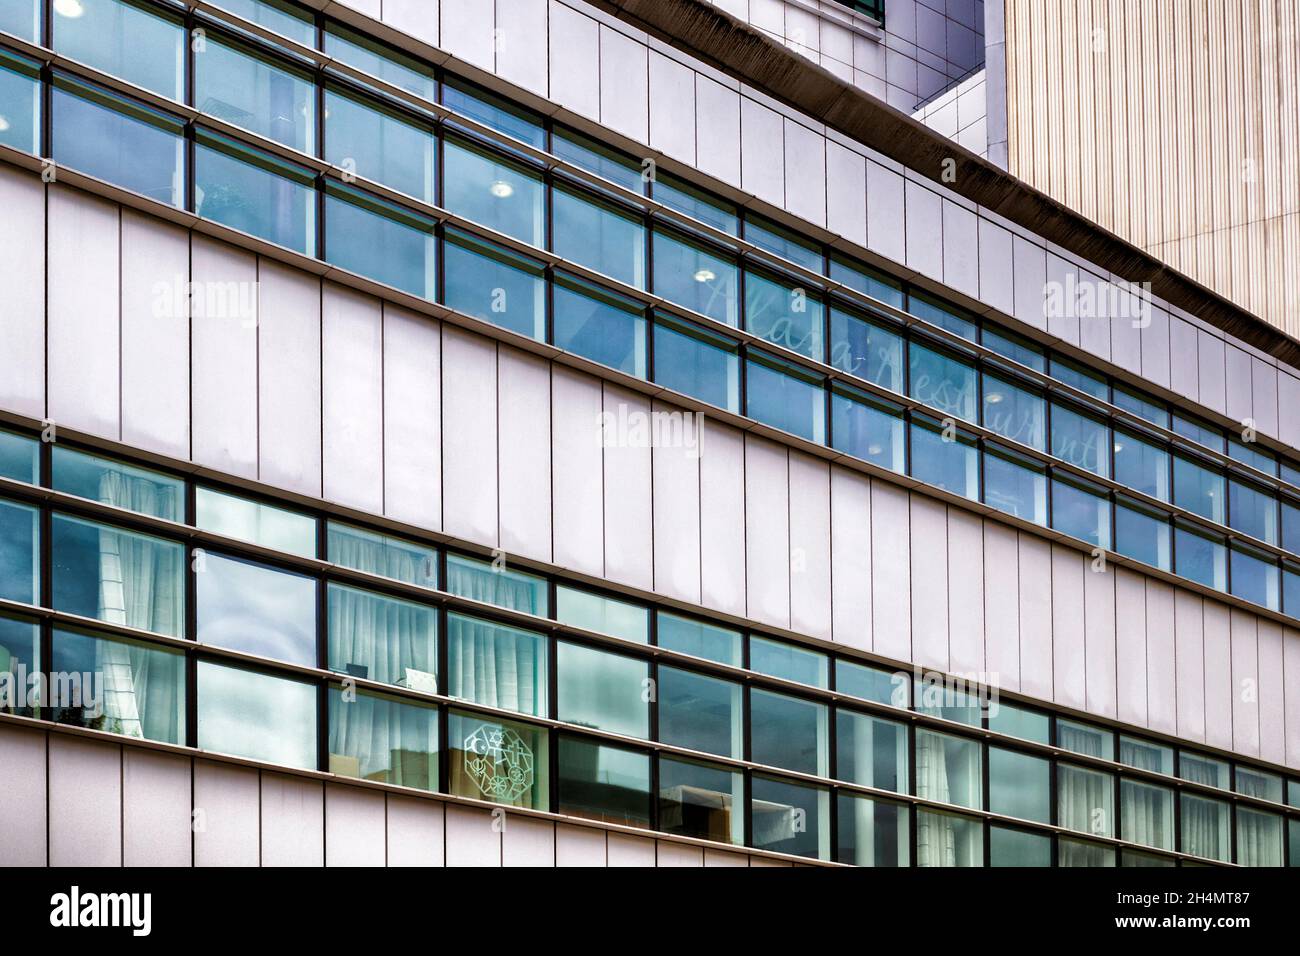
(557, 642), (649, 738)
(54, 0), (183, 99)
(837, 793), (908, 866)
(655, 612), (741, 666)
(557, 736), (650, 827)
(990, 826), (1051, 866)
(1120, 779), (1174, 850)
(327, 523), (438, 589)
(331, 688), (439, 791)
(658, 755), (743, 845)
(836, 660), (907, 707)
(445, 553), (548, 615)
(1057, 763), (1115, 837)
(915, 730), (983, 810)
(658, 666), (742, 759)
(447, 613), (546, 718)
(987, 700), (1050, 744)
(751, 688), (827, 776)
(750, 636), (828, 687)
(52, 446), (183, 520)
(836, 710), (907, 792)
(196, 486), (316, 557)
(197, 661), (317, 770)
(752, 775), (830, 860)
(989, 747), (1050, 823)
(916, 809), (983, 866)
(556, 586), (648, 643)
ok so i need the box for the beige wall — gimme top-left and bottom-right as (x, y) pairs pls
(1003, 0), (1300, 336)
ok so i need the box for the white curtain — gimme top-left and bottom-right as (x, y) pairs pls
(915, 733), (956, 866)
(448, 616), (542, 716)
(328, 586), (436, 686)
(1119, 742), (1170, 850)
(329, 692), (436, 790)
(1179, 756), (1229, 861)
(1234, 774), (1283, 866)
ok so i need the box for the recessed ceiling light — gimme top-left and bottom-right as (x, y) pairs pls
(867, 444), (883, 456)
(693, 268), (716, 283)
(986, 392), (1003, 404)
(489, 180), (514, 199)
(0, 116), (10, 133)
(54, 0), (85, 18)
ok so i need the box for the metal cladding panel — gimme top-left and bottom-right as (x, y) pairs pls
(1168, 317), (1201, 401)
(557, 823), (608, 865)
(445, 804), (501, 865)
(1114, 568), (1149, 728)
(704, 848), (749, 867)
(829, 467), (872, 652)
(657, 841), (704, 866)
(441, 327), (499, 548)
(865, 162), (906, 265)
(909, 495), (949, 672)
(1082, 561), (1117, 719)
(1196, 331), (1227, 416)
(1201, 602), (1235, 752)
(322, 284), (384, 514)
(1011, 234), (1048, 332)
(903, 180), (943, 282)
(1173, 591), (1206, 743)
(1145, 580), (1178, 736)
(1280, 373), (1300, 449)
(740, 97), (785, 208)
(1250, 358), (1279, 437)
(604, 830), (654, 866)
(501, 814), (556, 866)
(651, 399), (701, 605)
(1230, 609), (1261, 758)
(497, 347), (553, 563)
(324, 784), (386, 867)
(381, 0), (439, 46)
(1257, 621), (1286, 766)
(869, 481), (911, 661)
(699, 419), (746, 617)
(0, 725), (47, 865)
(122, 749), (192, 867)
(1050, 545), (1086, 711)
(600, 25), (650, 143)
(260, 773), (324, 866)
(602, 385), (654, 591)
(825, 141), (867, 248)
(788, 452), (831, 641)
(1043, 253), (1079, 346)
(1286, 629), (1300, 768)
(941, 200), (979, 298)
(495, 0), (550, 96)
(1016, 534), (1053, 701)
(193, 760), (260, 867)
(548, 2), (600, 120)
(48, 735), (121, 868)
(440, 0), (495, 70)
(257, 261), (322, 498)
(385, 795), (445, 866)
(1140, 304), (1172, 390)
(982, 521), (1020, 692)
(743, 435), (790, 629)
(1224, 345), (1254, 426)
(551, 366), (604, 576)
(47, 188), (119, 440)
(382, 305), (442, 531)
(976, 216), (1014, 316)
(695, 74), (742, 185)
(947, 509), (985, 677)
(783, 118), (827, 229)
(0, 166), (44, 419)
(649, 51), (697, 164)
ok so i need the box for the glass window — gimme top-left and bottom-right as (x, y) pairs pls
(751, 775), (830, 860)
(327, 523), (438, 590)
(325, 23), (436, 101)
(836, 661), (907, 708)
(1119, 736), (1174, 774)
(909, 415), (979, 501)
(652, 230), (739, 326)
(653, 315), (740, 413)
(1231, 543), (1279, 610)
(1113, 429), (1169, 502)
(51, 514), (182, 636)
(1050, 355), (1108, 401)
(1179, 750), (1229, 789)
(746, 352), (826, 443)
(836, 710), (907, 793)
(1283, 497), (1300, 554)
(328, 583), (438, 689)
(829, 257), (905, 310)
(1051, 472), (1111, 549)
(0, 430), (38, 484)
(1230, 438), (1277, 477)
(442, 138), (545, 246)
(1120, 779), (1174, 850)
(1115, 496), (1171, 571)
(658, 755), (743, 845)
(196, 486), (316, 558)
(50, 628), (184, 743)
(1180, 792), (1230, 862)
(990, 826), (1051, 866)
(983, 444), (1047, 525)
(1229, 478), (1278, 544)
(1051, 401), (1110, 477)
(556, 586), (648, 643)
(218, 0), (315, 46)
(1058, 837), (1116, 866)
(1122, 849), (1176, 867)
(557, 642), (649, 739)
(982, 325), (1046, 372)
(197, 660), (317, 770)
(325, 182), (437, 298)
(445, 553), (548, 616)
(443, 228), (546, 340)
(52, 447), (183, 521)
(328, 687), (439, 791)
(658, 666), (742, 759)
(553, 187), (646, 289)
(655, 612), (741, 667)
(0, 497), (38, 606)
(552, 129), (642, 193)
(983, 374), (1045, 450)
(442, 78), (544, 151)
(1173, 454), (1226, 523)
(750, 636), (828, 688)
(909, 294), (977, 341)
(1235, 766), (1284, 802)
(909, 342), (976, 422)
(52, 75), (184, 206)
(557, 735), (651, 828)
(914, 678), (982, 725)
(832, 387), (905, 473)
(916, 809), (983, 866)
(654, 172), (738, 236)
(0, 48), (39, 154)
(553, 273), (646, 377)
(745, 271), (824, 360)
(987, 701), (1050, 744)
(1172, 413), (1225, 453)
(449, 709), (548, 809)
(195, 35), (314, 150)
(0, 0), (39, 41)
(829, 308), (903, 389)
(195, 131), (316, 254)
(989, 747), (1050, 823)
(1287, 564), (1300, 619)
(1057, 763), (1115, 838)
(53, 0), (183, 99)
(1237, 808), (1284, 867)
(750, 688), (827, 776)
(745, 216), (822, 273)
(324, 86), (435, 203)
(1113, 386), (1167, 428)
(837, 793), (908, 866)
(197, 553), (316, 666)
(1057, 718), (1114, 759)
(915, 729), (982, 810)
(447, 613), (546, 718)
(0, 613), (38, 716)
(1174, 521), (1227, 592)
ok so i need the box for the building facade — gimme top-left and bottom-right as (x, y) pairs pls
(0, 0), (1298, 868)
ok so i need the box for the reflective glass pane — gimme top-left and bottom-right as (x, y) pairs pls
(832, 387), (905, 473)
(1113, 429), (1170, 502)
(325, 183), (437, 298)
(909, 342), (976, 422)
(652, 316), (739, 413)
(829, 308), (903, 389)
(1119, 736), (1173, 774)
(1051, 402), (1110, 477)
(449, 709), (548, 808)
(1058, 837), (1116, 866)
(195, 132), (316, 254)
(447, 613), (546, 718)
(1231, 544), (1279, 610)
(445, 553), (548, 616)
(654, 172), (738, 236)
(987, 700), (1050, 744)
(836, 710), (907, 792)
(1122, 850), (1176, 867)
(910, 417), (979, 500)
(1173, 454), (1225, 523)
(51, 628), (184, 743)
(916, 809), (983, 866)
(982, 325), (1045, 372)
(750, 688), (827, 775)
(330, 688), (438, 791)
(197, 660), (317, 770)
(836, 660), (907, 708)
(0, 498), (38, 605)
(1050, 356), (1108, 400)
(750, 636), (828, 687)
(328, 523), (438, 589)
(982, 374), (1045, 450)
(914, 678), (982, 725)
(324, 86), (435, 203)
(1236, 808), (1284, 866)
(443, 228), (545, 339)
(0, 0), (39, 40)
(52, 447), (183, 521)
(54, 0), (183, 99)
(1174, 522), (1227, 592)
(195, 36), (314, 150)
(556, 586), (648, 643)
(1229, 479), (1278, 544)
(909, 294), (977, 341)
(557, 735), (651, 828)
(751, 775), (830, 860)
(983, 444), (1047, 525)
(1172, 413), (1225, 453)
(196, 486), (317, 558)
(652, 230), (738, 326)
(557, 642), (649, 739)
(553, 273), (646, 377)
(1230, 438), (1277, 476)
(1179, 751), (1229, 789)
(442, 138), (544, 245)
(837, 793), (908, 866)
(51, 514), (182, 636)
(1120, 779), (1174, 850)
(655, 612), (741, 667)
(1051, 473), (1111, 549)
(745, 271), (824, 360)
(0, 430), (37, 483)
(553, 187), (646, 289)
(0, 48), (39, 153)
(658, 666), (742, 759)
(990, 826), (1051, 866)
(1115, 497), (1171, 570)
(442, 78), (544, 150)
(915, 729), (983, 810)
(989, 747), (1050, 823)
(552, 130), (642, 193)
(1057, 763), (1115, 838)
(325, 23), (436, 101)
(745, 217), (822, 273)
(197, 553), (316, 666)
(1113, 387), (1167, 428)
(0, 613), (38, 716)
(1057, 718), (1114, 759)
(829, 257), (904, 310)
(658, 755), (743, 845)
(1181, 792), (1230, 862)
(1235, 766), (1284, 802)
(328, 583), (438, 689)
(745, 352), (826, 443)
(1283, 498), (1300, 554)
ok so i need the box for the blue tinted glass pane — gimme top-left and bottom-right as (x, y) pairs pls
(0, 613), (38, 716)
(196, 38), (314, 151)
(909, 294), (977, 340)
(829, 257), (904, 309)
(750, 689), (827, 775)
(331, 688), (439, 791)
(1052, 475), (1112, 549)
(983, 326), (1046, 372)
(1172, 414), (1225, 453)
(325, 24), (437, 101)
(54, 0), (183, 99)
(829, 308), (903, 389)
(195, 134), (316, 253)
(445, 553), (548, 615)
(52, 628), (185, 743)
(1173, 455), (1226, 523)
(1286, 566), (1300, 617)
(553, 188), (646, 289)
(554, 274), (646, 376)
(745, 272), (824, 359)
(447, 613), (547, 717)
(553, 130), (642, 192)
(325, 185), (436, 297)
(745, 217), (822, 272)
(658, 666), (742, 759)
(443, 139), (545, 245)
(910, 419), (978, 499)
(746, 354), (826, 443)
(52, 77), (183, 205)
(837, 710), (908, 791)
(442, 79), (544, 149)
(556, 642), (648, 738)
(443, 229), (545, 339)
(1231, 547), (1279, 610)
(653, 318), (739, 412)
(658, 756), (744, 845)
(1174, 524), (1227, 591)
(1116, 499), (1171, 570)
(654, 173), (738, 235)
(329, 583), (439, 687)
(984, 446), (1047, 524)
(837, 660), (907, 707)
(1114, 387), (1167, 428)
(221, 0), (317, 47)
(1229, 479), (1278, 544)
(197, 661), (316, 770)
(832, 389), (905, 472)
(1284, 499), (1300, 554)
(1051, 402), (1110, 477)
(1050, 356), (1109, 400)
(0, 49), (39, 153)
(555, 586), (648, 643)
(750, 636), (828, 687)
(1230, 439), (1277, 476)
(0, 498), (38, 605)
(1113, 430), (1170, 501)
(52, 447), (183, 520)
(0, 431), (38, 483)
(324, 88), (435, 202)
(0, 0), (39, 41)
(198, 553), (317, 665)
(909, 342), (976, 422)
(983, 375), (1045, 450)
(656, 612), (742, 666)
(652, 230), (738, 326)
(754, 776), (829, 860)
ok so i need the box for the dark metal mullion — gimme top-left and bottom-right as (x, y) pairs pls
(314, 513), (328, 772)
